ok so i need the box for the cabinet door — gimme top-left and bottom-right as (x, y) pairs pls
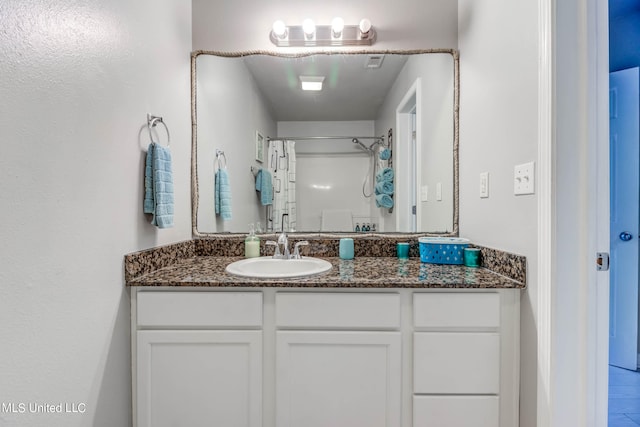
(276, 331), (401, 427)
(137, 330), (261, 427)
(413, 332), (499, 394)
(413, 396), (499, 427)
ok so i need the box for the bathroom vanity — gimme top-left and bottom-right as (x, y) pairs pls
(126, 239), (525, 427)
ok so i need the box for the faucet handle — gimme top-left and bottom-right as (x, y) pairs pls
(265, 240), (281, 258)
(292, 241), (309, 259)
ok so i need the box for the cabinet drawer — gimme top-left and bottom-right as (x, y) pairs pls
(276, 292), (400, 329)
(413, 292), (500, 328)
(137, 291), (262, 328)
(413, 395), (499, 427)
(413, 332), (499, 394)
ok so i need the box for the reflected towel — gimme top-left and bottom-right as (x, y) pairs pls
(215, 168), (232, 220)
(375, 194), (394, 209)
(144, 142), (174, 228)
(375, 167), (394, 183)
(255, 169), (273, 206)
(379, 148), (391, 160)
(375, 180), (394, 195)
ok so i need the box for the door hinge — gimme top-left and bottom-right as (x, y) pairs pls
(412, 205), (416, 215)
(596, 252), (609, 271)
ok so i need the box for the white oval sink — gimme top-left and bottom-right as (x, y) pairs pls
(225, 256), (333, 279)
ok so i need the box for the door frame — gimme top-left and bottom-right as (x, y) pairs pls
(396, 78), (422, 232)
(538, 0), (610, 425)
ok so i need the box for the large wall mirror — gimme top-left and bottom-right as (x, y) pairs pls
(191, 49), (458, 236)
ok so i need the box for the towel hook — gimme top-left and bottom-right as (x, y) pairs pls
(215, 149), (227, 169)
(147, 114), (171, 147)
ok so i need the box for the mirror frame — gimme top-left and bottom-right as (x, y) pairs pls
(190, 49), (459, 239)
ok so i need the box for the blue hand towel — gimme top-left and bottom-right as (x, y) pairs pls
(143, 143), (174, 228)
(215, 168), (232, 220)
(375, 193), (394, 209)
(375, 180), (394, 195)
(375, 167), (394, 183)
(255, 169), (273, 206)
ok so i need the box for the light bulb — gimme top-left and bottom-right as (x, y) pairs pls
(302, 18), (315, 39)
(272, 20), (288, 39)
(331, 17), (344, 38)
(359, 18), (372, 37)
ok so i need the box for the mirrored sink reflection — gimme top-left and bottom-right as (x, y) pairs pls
(225, 257), (333, 279)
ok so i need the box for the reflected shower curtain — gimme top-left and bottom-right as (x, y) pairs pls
(266, 140), (296, 232)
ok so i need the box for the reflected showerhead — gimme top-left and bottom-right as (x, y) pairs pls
(352, 138), (370, 151)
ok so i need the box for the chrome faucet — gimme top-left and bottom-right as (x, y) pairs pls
(278, 231), (290, 259)
(266, 231), (309, 260)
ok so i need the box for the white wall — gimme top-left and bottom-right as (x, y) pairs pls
(0, 1), (192, 426)
(192, 0), (457, 52)
(457, 1), (538, 426)
(375, 53), (455, 233)
(196, 55), (276, 233)
(278, 121), (376, 231)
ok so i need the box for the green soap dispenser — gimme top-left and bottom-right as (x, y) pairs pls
(245, 223), (260, 258)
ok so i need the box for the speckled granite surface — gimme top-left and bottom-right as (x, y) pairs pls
(124, 237), (526, 289)
(126, 256), (523, 288)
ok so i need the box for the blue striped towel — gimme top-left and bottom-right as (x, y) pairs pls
(215, 168), (232, 220)
(255, 169), (273, 206)
(144, 143), (174, 228)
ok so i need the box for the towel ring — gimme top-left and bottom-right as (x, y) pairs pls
(147, 114), (170, 147)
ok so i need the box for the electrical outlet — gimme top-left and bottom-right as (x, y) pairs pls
(420, 185), (429, 202)
(436, 183), (442, 201)
(514, 162), (535, 195)
(480, 172), (489, 198)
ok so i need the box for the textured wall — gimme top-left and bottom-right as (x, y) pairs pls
(0, 1), (192, 426)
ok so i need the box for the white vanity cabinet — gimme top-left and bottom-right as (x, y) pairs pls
(275, 293), (402, 427)
(132, 291), (263, 427)
(412, 291), (520, 427)
(131, 288), (519, 427)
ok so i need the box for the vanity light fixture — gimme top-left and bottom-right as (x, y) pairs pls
(272, 20), (288, 40)
(269, 18), (376, 47)
(302, 18), (316, 40)
(331, 17), (345, 39)
(299, 76), (325, 91)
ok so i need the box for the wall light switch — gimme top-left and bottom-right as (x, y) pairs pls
(480, 172), (489, 198)
(420, 185), (429, 202)
(436, 183), (442, 201)
(514, 162), (535, 195)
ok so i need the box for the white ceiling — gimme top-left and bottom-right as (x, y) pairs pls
(242, 53), (410, 121)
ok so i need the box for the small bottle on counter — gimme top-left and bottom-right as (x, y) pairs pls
(245, 223), (261, 258)
(355, 223), (361, 232)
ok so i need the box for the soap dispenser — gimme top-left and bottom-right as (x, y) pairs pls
(245, 223), (260, 258)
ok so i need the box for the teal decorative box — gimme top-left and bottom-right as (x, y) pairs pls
(418, 237), (470, 265)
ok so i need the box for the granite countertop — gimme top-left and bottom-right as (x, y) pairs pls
(127, 255), (524, 289)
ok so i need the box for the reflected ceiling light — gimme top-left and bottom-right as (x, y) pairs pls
(331, 17), (344, 39)
(269, 18), (376, 47)
(272, 20), (288, 40)
(299, 75), (325, 91)
(302, 18), (316, 40)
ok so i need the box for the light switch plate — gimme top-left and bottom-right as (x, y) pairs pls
(514, 162), (535, 195)
(436, 183), (442, 201)
(480, 172), (489, 198)
(420, 185), (429, 202)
